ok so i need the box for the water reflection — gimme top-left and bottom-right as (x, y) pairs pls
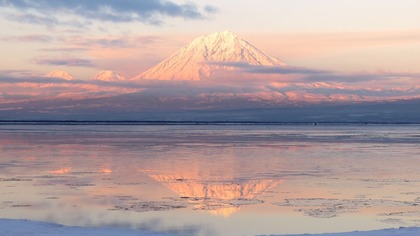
(0, 125), (419, 235)
(148, 174), (282, 216)
(101, 168), (113, 174)
(49, 167), (72, 174)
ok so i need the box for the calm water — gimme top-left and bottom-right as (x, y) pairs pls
(0, 125), (419, 235)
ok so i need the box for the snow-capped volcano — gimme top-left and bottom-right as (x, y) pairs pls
(46, 70), (74, 80)
(94, 71), (126, 82)
(133, 31), (286, 81)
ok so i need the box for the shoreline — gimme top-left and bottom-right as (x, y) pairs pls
(0, 219), (418, 236)
(1, 120), (420, 125)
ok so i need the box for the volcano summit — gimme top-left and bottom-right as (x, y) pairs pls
(133, 31), (286, 81)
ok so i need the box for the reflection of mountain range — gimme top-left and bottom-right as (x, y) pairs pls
(149, 174), (282, 216)
(150, 174), (280, 200)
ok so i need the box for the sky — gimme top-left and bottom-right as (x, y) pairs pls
(0, 0), (419, 119)
(1, 0), (420, 79)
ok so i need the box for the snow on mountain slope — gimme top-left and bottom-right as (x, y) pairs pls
(46, 70), (74, 80)
(133, 31), (286, 81)
(94, 71), (126, 82)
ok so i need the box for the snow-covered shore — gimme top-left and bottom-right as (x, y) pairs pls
(1, 219), (419, 236)
(279, 227), (420, 236)
(0, 219), (175, 236)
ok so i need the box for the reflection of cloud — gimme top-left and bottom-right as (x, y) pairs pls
(48, 167), (111, 175)
(209, 207), (239, 217)
(1, 0), (218, 25)
(49, 167), (72, 174)
(101, 168), (112, 174)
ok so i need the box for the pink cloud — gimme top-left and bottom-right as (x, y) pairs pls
(245, 30), (420, 58)
(0, 34), (53, 43)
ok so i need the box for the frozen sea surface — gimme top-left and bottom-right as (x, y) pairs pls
(0, 124), (419, 235)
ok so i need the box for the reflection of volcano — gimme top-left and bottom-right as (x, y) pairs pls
(149, 174), (282, 216)
(151, 174), (280, 200)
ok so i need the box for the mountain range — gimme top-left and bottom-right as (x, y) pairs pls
(1, 31), (419, 121)
(46, 31), (287, 82)
(94, 71), (127, 81)
(46, 70), (74, 80)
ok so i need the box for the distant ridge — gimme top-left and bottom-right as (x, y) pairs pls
(45, 70), (74, 80)
(133, 31), (286, 81)
(94, 71), (126, 81)
(1, 121), (419, 125)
